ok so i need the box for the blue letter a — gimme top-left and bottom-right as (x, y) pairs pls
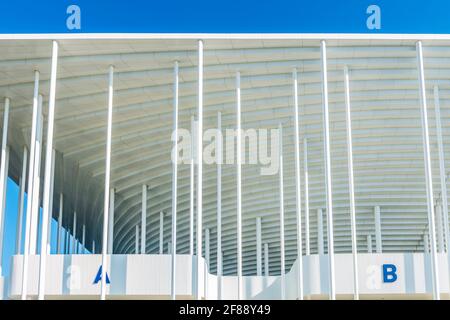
(93, 265), (110, 284)
(382, 264), (397, 283)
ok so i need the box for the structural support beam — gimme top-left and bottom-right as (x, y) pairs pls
(374, 206), (382, 253)
(292, 68), (304, 300)
(264, 243), (269, 277)
(433, 85), (450, 294)
(216, 112), (223, 300)
(0, 97), (10, 276)
(344, 66), (359, 300)
(303, 138), (310, 256)
(236, 71), (243, 300)
(135, 224), (139, 254)
(256, 217), (262, 276)
(278, 124), (286, 300)
(82, 225), (86, 254)
(15, 147), (28, 255)
(320, 40), (336, 300)
(436, 205), (444, 253)
(47, 149), (56, 255)
(416, 41), (440, 300)
(141, 184), (147, 254)
(57, 194), (63, 254)
(190, 116), (195, 256)
(317, 208), (324, 255)
(108, 188), (115, 254)
(159, 211), (164, 254)
(196, 39), (203, 300)
(171, 60), (179, 300)
(367, 235), (372, 253)
(72, 212), (77, 254)
(100, 65), (114, 301)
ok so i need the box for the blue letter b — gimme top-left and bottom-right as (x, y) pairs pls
(382, 264), (397, 283)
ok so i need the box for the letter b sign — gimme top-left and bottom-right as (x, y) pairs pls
(382, 264), (398, 283)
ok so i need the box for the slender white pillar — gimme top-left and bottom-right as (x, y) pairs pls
(92, 240), (96, 255)
(57, 194), (63, 254)
(256, 217), (262, 276)
(135, 224), (139, 254)
(317, 208), (324, 255)
(30, 94), (43, 255)
(374, 206), (382, 253)
(196, 39), (204, 300)
(433, 85), (450, 292)
(292, 69), (304, 300)
(236, 71), (243, 300)
(264, 243), (269, 276)
(72, 212), (77, 254)
(22, 70), (40, 299)
(0, 97), (10, 276)
(278, 124), (286, 300)
(320, 40), (336, 300)
(416, 41), (440, 300)
(30, 95), (44, 255)
(205, 228), (210, 265)
(304, 138), (310, 256)
(46, 148), (56, 255)
(159, 211), (164, 254)
(100, 65), (114, 301)
(216, 112), (223, 300)
(141, 184), (147, 254)
(16, 147), (28, 255)
(170, 60), (179, 300)
(38, 41), (59, 299)
(344, 66), (359, 300)
(108, 188), (115, 254)
(82, 225), (86, 254)
(436, 205), (444, 253)
(367, 235), (373, 253)
(190, 116), (195, 256)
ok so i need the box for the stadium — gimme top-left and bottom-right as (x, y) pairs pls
(0, 33), (448, 300)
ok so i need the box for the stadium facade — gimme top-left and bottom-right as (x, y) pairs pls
(0, 34), (449, 299)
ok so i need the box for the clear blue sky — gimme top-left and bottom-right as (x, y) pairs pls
(1, 0), (449, 278)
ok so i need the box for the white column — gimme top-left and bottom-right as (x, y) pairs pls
(135, 224), (139, 254)
(416, 41), (440, 300)
(171, 60), (179, 300)
(434, 85), (450, 293)
(320, 40), (336, 300)
(304, 138), (310, 256)
(72, 212), (77, 254)
(205, 228), (210, 265)
(108, 188), (115, 254)
(141, 184), (147, 254)
(82, 225), (86, 254)
(37, 40), (58, 299)
(278, 124), (286, 300)
(317, 208), (324, 255)
(374, 206), (382, 253)
(264, 243), (269, 276)
(46, 148), (56, 255)
(159, 211), (164, 254)
(216, 112), (223, 300)
(22, 70), (40, 299)
(30, 94), (43, 255)
(190, 116), (195, 256)
(256, 217), (262, 276)
(15, 147), (28, 255)
(236, 71), (243, 300)
(344, 66), (359, 300)
(0, 97), (10, 276)
(424, 233), (430, 253)
(436, 205), (444, 253)
(57, 194), (63, 254)
(100, 65), (114, 301)
(292, 68), (304, 300)
(92, 240), (96, 255)
(367, 235), (373, 253)
(196, 39), (204, 300)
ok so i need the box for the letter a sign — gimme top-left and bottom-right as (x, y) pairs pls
(93, 265), (111, 284)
